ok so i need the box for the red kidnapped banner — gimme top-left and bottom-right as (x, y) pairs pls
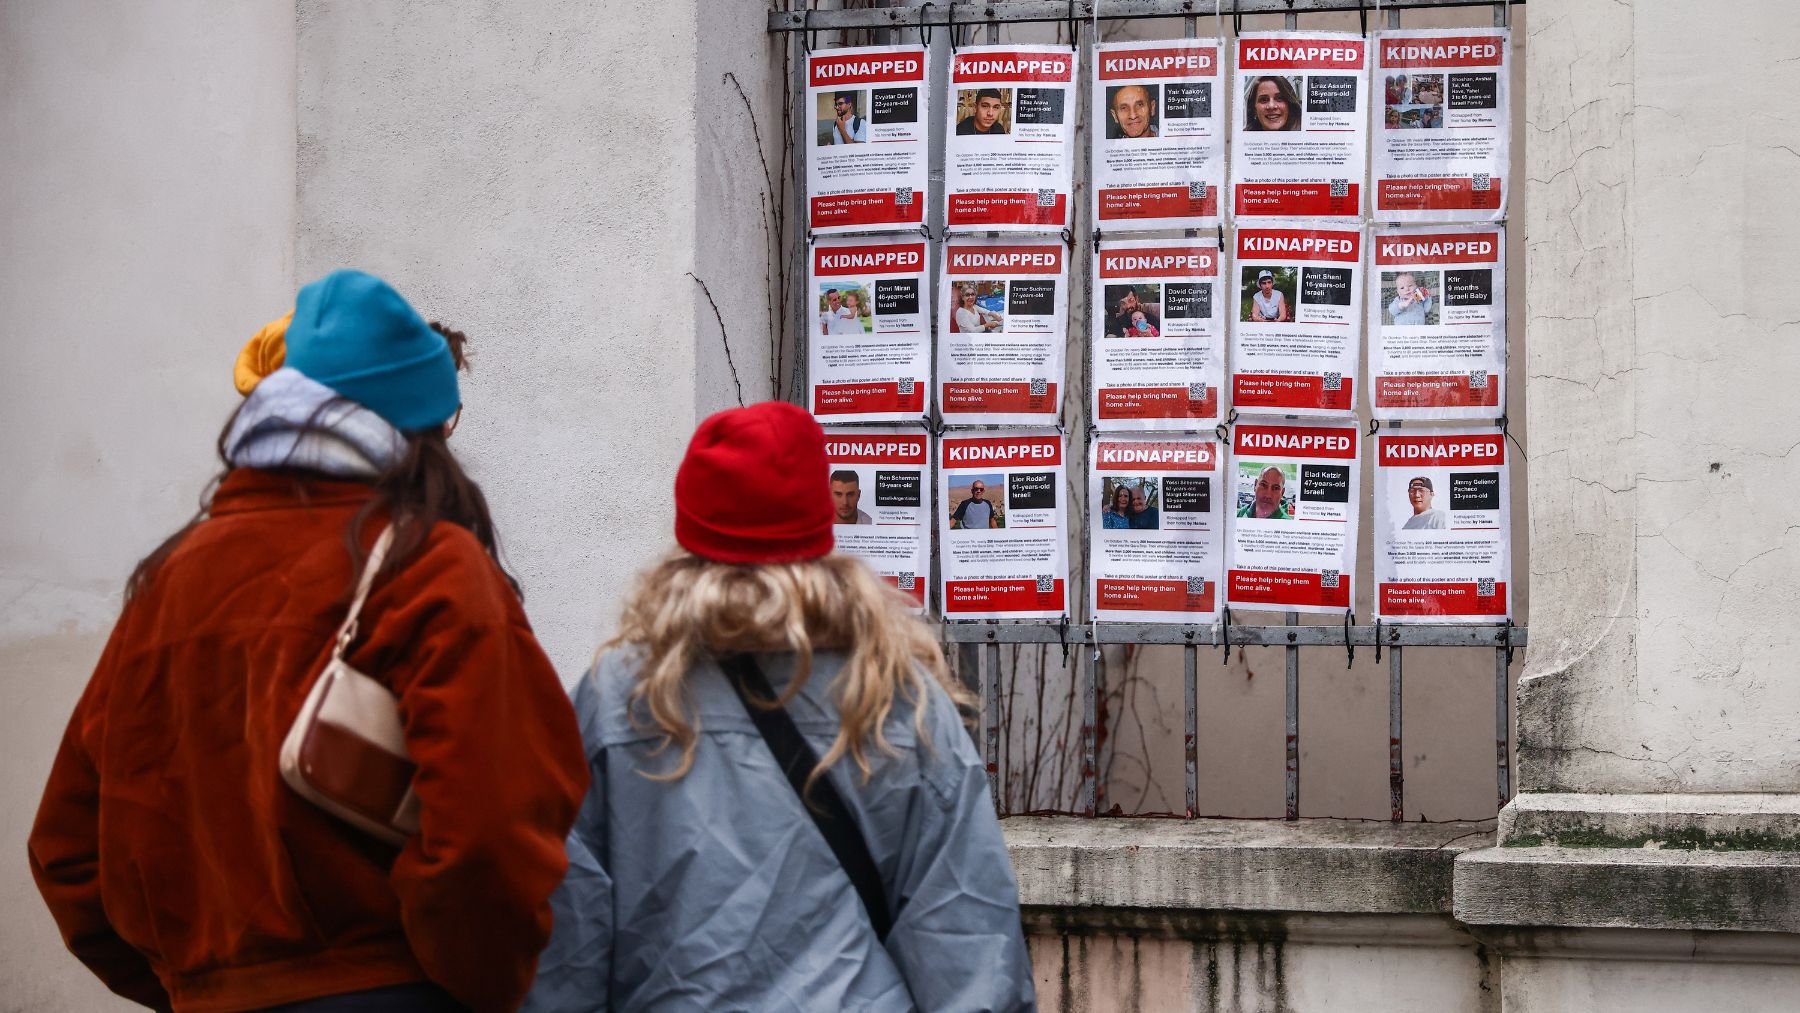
(943, 433), (1062, 468)
(1098, 46), (1218, 80)
(1233, 422), (1358, 460)
(814, 242), (927, 277)
(1377, 433), (1505, 468)
(1379, 36), (1505, 69)
(1236, 227), (1361, 263)
(811, 192), (925, 230)
(1379, 581), (1507, 618)
(1098, 245), (1217, 279)
(1228, 569), (1350, 609)
(952, 52), (1075, 83)
(945, 579), (1067, 613)
(809, 51), (926, 86)
(824, 433), (928, 464)
(1238, 38), (1365, 71)
(1096, 579), (1214, 614)
(1094, 439), (1217, 472)
(1374, 232), (1501, 265)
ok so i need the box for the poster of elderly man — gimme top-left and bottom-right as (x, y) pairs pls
(1091, 39), (1225, 231)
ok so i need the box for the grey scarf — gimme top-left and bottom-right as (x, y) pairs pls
(224, 367), (407, 479)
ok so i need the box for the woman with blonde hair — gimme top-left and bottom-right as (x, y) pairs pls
(527, 401), (1035, 1012)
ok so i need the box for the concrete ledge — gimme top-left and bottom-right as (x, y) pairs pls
(1501, 792), (1800, 849)
(1004, 816), (1494, 915)
(1022, 906), (1474, 949)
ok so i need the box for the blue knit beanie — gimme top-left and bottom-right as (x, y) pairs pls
(284, 269), (460, 432)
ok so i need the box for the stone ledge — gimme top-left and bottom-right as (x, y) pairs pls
(1003, 815), (1494, 915)
(1501, 792), (1800, 849)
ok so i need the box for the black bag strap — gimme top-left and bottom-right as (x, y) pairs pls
(718, 653), (894, 942)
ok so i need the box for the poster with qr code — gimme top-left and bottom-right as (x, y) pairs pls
(1226, 419), (1360, 614)
(1229, 32), (1369, 220)
(1374, 427), (1510, 621)
(1090, 435), (1224, 622)
(939, 432), (1068, 619)
(1367, 224), (1506, 420)
(944, 45), (1077, 232)
(1229, 222), (1363, 415)
(1092, 237), (1226, 430)
(806, 45), (930, 235)
(825, 428), (931, 614)
(1373, 29), (1510, 223)
(808, 236), (931, 421)
(938, 237), (1068, 425)
(1091, 39), (1225, 231)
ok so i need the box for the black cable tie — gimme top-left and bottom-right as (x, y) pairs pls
(1068, 0), (1079, 50)
(1366, 417), (1380, 437)
(1058, 615), (1072, 664)
(803, 6), (815, 54)
(1061, 226), (1075, 247)
(920, 1), (935, 48)
(1232, 0), (1242, 36)
(1344, 609), (1356, 670)
(1220, 605), (1232, 666)
(948, 2), (959, 52)
(1359, 4), (1368, 37)
(1374, 616), (1383, 664)
(1503, 618), (1515, 667)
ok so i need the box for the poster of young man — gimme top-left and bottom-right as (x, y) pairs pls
(1373, 427), (1510, 622)
(939, 432), (1069, 619)
(824, 427), (932, 614)
(1092, 237), (1226, 430)
(1230, 32), (1369, 220)
(1373, 29), (1510, 223)
(945, 45), (1077, 232)
(1367, 225), (1506, 420)
(806, 45), (930, 235)
(807, 236), (930, 421)
(1091, 435), (1224, 623)
(1226, 419), (1359, 614)
(1091, 39), (1225, 231)
(1230, 222), (1363, 415)
(937, 237), (1068, 425)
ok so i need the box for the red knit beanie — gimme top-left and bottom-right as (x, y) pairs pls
(675, 401), (835, 564)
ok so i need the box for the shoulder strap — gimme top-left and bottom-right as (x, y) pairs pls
(718, 653), (894, 942)
(330, 526), (395, 661)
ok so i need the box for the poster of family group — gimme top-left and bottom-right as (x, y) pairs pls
(824, 428), (931, 614)
(1373, 29), (1511, 222)
(1226, 420), (1359, 614)
(1368, 225), (1505, 419)
(1373, 427), (1511, 622)
(937, 237), (1068, 425)
(1230, 32), (1368, 220)
(1092, 238), (1225, 429)
(938, 432), (1069, 619)
(805, 46), (930, 234)
(944, 45), (1077, 231)
(1229, 222), (1363, 415)
(1090, 435), (1224, 623)
(1091, 39), (1225, 231)
(807, 236), (930, 421)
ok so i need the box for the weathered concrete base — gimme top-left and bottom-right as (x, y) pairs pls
(1469, 926), (1800, 1013)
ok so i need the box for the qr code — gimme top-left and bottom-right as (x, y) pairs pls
(1185, 576), (1207, 595)
(1330, 179), (1349, 197)
(897, 378), (916, 395)
(1187, 381), (1209, 401)
(1477, 577), (1496, 597)
(1468, 369), (1489, 390)
(1323, 371), (1343, 391)
(1030, 378), (1048, 396)
(1472, 173), (1491, 192)
(895, 186), (914, 206)
(1188, 180), (1209, 200)
(897, 572), (917, 591)
(1036, 189), (1057, 208)
(1321, 569), (1341, 589)
(1035, 574), (1055, 593)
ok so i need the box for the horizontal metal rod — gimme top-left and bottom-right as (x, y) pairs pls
(770, 0), (1526, 32)
(941, 622), (1528, 648)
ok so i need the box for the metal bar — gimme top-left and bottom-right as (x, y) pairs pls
(941, 621), (1529, 647)
(1082, 640), (1099, 816)
(1496, 646), (1511, 811)
(1389, 7), (1402, 28)
(1494, 2), (1507, 27)
(1184, 642), (1199, 818)
(1284, 612), (1299, 820)
(789, 26), (808, 404)
(1389, 646), (1404, 821)
(985, 640), (1002, 811)
(1285, 12), (1298, 28)
(769, 0), (1529, 31)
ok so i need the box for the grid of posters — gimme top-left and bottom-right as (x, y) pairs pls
(805, 45), (930, 234)
(939, 432), (1069, 619)
(1230, 222), (1363, 416)
(1373, 427), (1510, 622)
(825, 428), (931, 614)
(945, 45), (1077, 232)
(1091, 435), (1224, 623)
(1230, 32), (1368, 220)
(1226, 419), (1360, 614)
(937, 237), (1068, 425)
(807, 236), (931, 421)
(1092, 39), (1225, 230)
(1368, 225), (1505, 420)
(1374, 29), (1510, 223)
(1093, 237), (1225, 430)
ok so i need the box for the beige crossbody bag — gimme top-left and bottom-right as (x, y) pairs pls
(279, 526), (420, 846)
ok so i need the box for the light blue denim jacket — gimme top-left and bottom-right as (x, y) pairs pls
(523, 648), (1037, 1012)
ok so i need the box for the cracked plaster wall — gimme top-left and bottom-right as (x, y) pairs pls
(1519, 0), (1800, 794)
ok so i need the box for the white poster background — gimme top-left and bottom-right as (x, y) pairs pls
(1367, 225), (1506, 421)
(806, 45), (930, 235)
(1230, 32), (1369, 220)
(1091, 435), (1224, 623)
(825, 427), (932, 615)
(945, 45), (1077, 232)
(1373, 427), (1511, 622)
(939, 432), (1069, 620)
(1229, 221), (1363, 416)
(1226, 419), (1360, 615)
(938, 237), (1068, 425)
(1092, 237), (1226, 430)
(1091, 39), (1226, 231)
(807, 236), (931, 421)
(1373, 29), (1510, 224)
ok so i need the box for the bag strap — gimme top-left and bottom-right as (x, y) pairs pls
(330, 526), (396, 661)
(718, 653), (894, 942)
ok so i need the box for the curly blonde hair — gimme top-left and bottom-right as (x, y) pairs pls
(608, 550), (973, 787)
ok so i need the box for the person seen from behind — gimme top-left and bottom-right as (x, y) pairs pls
(526, 402), (1036, 1011)
(29, 269), (588, 1012)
